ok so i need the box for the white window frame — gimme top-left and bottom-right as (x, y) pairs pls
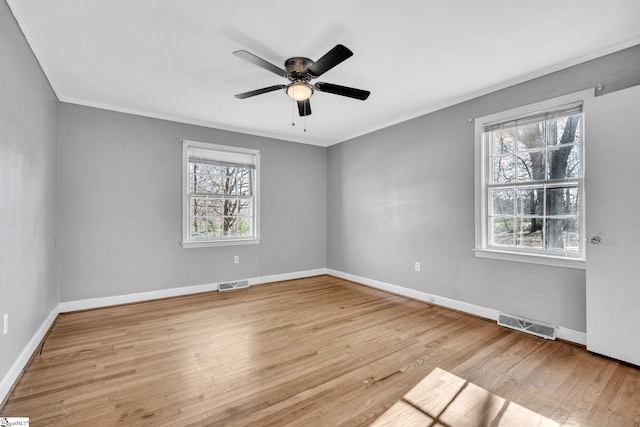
(181, 139), (260, 248)
(474, 90), (593, 269)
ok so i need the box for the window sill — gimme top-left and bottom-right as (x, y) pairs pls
(474, 248), (585, 270)
(181, 238), (261, 248)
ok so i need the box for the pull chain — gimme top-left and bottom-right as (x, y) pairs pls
(290, 100), (309, 133)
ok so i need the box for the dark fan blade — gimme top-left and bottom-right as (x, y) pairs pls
(307, 44), (353, 77)
(233, 50), (287, 77)
(297, 99), (312, 116)
(235, 85), (285, 99)
(314, 82), (370, 100)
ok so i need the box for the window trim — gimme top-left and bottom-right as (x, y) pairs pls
(474, 90), (592, 269)
(181, 139), (261, 248)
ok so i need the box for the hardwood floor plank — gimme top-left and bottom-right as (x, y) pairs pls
(2, 275), (639, 426)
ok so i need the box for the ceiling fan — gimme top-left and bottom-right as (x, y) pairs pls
(233, 44), (370, 117)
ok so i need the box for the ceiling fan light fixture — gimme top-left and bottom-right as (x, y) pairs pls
(233, 45), (370, 117)
(286, 82), (313, 101)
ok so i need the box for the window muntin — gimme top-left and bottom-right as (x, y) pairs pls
(182, 140), (259, 247)
(476, 95), (588, 266)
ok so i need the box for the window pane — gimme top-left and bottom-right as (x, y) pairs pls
(191, 198), (206, 216)
(224, 168), (239, 195)
(548, 145), (580, 179)
(516, 188), (543, 216)
(566, 145), (581, 178)
(546, 218), (579, 252)
(236, 217), (252, 236)
(515, 218), (543, 249)
(213, 169), (228, 194)
(238, 170), (252, 196)
(190, 164), (211, 194)
(191, 217), (212, 238)
(492, 129), (515, 154)
(492, 155), (516, 183)
(516, 152), (533, 181)
(206, 199), (224, 216)
(516, 151), (546, 182)
(238, 201), (252, 217)
(222, 199), (237, 216)
(518, 122), (545, 150)
(210, 217), (223, 237)
(546, 187), (579, 215)
(188, 171), (196, 193)
(491, 189), (514, 215)
(210, 198), (224, 215)
(223, 217), (237, 237)
(192, 172), (206, 194)
(520, 150), (545, 182)
(551, 115), (581, 146)
(211, 169), (225, 194)
(491, 217), (514, 247)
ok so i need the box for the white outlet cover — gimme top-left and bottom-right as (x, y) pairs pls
(2, 314), (8, 335)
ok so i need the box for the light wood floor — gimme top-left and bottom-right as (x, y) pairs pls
(2, 275), (639, 426)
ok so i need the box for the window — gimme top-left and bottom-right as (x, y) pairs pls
(181, 139), (260, 248)
(475, 91), (591, 268)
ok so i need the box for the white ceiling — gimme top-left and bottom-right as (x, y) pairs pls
(8, 0), (640, 147)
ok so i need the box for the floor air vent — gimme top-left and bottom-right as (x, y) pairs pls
(498, 313), (557, 340)
(218, 280), (250, 292)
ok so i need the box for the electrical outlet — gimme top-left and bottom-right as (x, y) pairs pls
(234, 255), (239, 264)
(414, 261), (420, 272)
(2, 314), (8, 335)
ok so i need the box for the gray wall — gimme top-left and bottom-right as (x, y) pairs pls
(328, 45), (640, 333)
(0, 2), (58, 379)
(57, 104), (327, 301)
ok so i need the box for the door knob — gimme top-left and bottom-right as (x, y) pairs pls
(590, 236), (602, 245)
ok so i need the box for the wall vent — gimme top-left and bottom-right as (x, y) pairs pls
(218, 280), (250, 292)
(498, 313), (557, 340)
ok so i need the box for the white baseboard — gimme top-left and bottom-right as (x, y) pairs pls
(58, 282), (219, 313)
(556, 327), (587, 345)
(327, 269), (499, 320)
(327, 269), (586, 346)
(57, 268), (328, 313)
(0, 305), (60, 405)
(249, 268), (328, 286)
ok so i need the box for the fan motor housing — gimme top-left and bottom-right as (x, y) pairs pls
(285, 57), (313, 81)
